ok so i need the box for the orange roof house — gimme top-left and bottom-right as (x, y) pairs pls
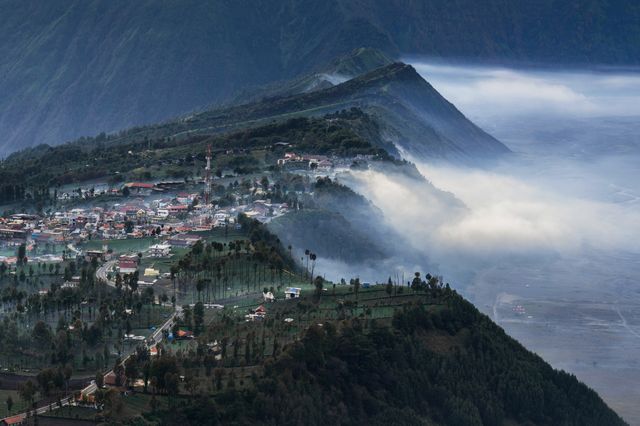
(176, 329), (194, 339)
(1, 414), (26, 425)
(104, 370), (126, 387)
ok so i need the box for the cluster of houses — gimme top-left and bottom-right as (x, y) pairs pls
(277, 152), (333, 170)
(247, 287), (302, 321)
(55, 180), (185, 201)
(0, 181), (290, 261)
(56, 184), (118, 201)
(239, 200), (288, 223)
(275, 152), (378, 172)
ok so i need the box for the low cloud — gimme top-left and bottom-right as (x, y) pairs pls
(329, 158), (639, 292)
(411, 61), (640, 120)
(419, 162), (640, 255)
(317, 62), (640, 287)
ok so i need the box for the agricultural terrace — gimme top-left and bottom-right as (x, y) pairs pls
(92, 277), (452, 424)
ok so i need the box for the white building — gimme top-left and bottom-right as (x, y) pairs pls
(284, 287), (301, 299)
(148, 243), (171, 257)
(263, 291), (275, 303)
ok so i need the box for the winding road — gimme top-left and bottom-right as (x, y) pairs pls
(1, 259), (179, 423)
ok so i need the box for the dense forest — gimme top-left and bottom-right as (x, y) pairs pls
(269, 177), (393, 264)
(150, 289), (626, 426)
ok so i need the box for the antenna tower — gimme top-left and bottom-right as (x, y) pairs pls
(204, 144), (212, 205)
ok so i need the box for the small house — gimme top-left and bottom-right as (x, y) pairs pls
(124, 182), (154, 196)
(284, 287), (301, 299)
(148, 243), (171, 257)
(263, 291), (275, 303)
(1, 414), (26, 425)
(104, 370), (126, 387)
(144, 268), (160, 277)
(176, 329), (194, 340)
(245, 306), (267, 321)
(85, 249), (105, 262)
(118, 260), (138, 274)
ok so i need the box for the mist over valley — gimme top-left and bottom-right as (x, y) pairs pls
(0, 4), (637, 424)
(300, 62), (640, 423)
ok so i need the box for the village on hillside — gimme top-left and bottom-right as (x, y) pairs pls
(0, 148), (376, 271)
(0, 141), (388, 425)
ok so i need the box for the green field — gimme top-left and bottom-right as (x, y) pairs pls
(81, 228), (248, 258)
(139, 249), (188, 275)
(0, 246), (18, 257)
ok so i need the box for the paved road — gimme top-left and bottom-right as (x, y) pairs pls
(1, 259), (177, 424)
(96, 260), (117, 287)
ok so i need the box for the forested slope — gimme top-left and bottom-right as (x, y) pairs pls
(156, 290), (627, 425)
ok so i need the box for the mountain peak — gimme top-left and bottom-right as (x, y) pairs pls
(346, 62), (424, 87)
(326, 47), (394, 77)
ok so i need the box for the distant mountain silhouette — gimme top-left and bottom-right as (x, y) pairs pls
(1, 0), (637, 152)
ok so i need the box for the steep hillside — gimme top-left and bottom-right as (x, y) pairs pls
(268, 170), (465, 268)
(134, 62), (510, 162)
(268, 209), (389, 264)
(148, 290), (627, 425)
(268, 176), (396, 264)
(2, 60), (507, 169)
(0, 0), (284, 154)
(230, 47), (394, 105)
(0, 111), (390, 205)
(1, 0), (638, 152)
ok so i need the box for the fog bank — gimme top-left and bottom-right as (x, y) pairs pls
(322, 61), (640, 423)
(411, 61), (640, 121)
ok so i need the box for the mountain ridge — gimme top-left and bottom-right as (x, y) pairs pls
(172, 62), (510, 161)
(4, 60), (507, 165)
(1, 0), (639, 152)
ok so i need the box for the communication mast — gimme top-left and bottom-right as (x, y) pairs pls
(204, 144), (212, 205)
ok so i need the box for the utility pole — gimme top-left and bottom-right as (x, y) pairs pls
(204, 144), (212, 206)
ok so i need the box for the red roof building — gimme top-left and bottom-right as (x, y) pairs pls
(176, 329), (194, 339)
(119, 260), (138, 274)
(1, 414), (26, 425)
(125, 182), (154, 189)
